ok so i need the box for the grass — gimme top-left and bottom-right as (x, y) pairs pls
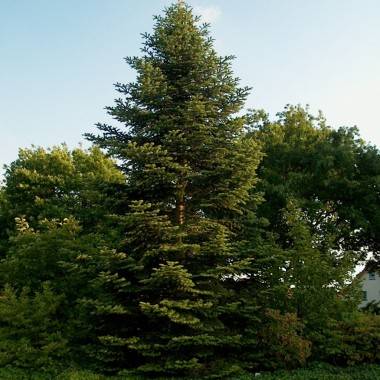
(1, 364), (379, 379)
(257, 364), (380, 380)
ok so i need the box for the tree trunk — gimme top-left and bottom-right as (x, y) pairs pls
(176, 183), (186, 225)
(177, 194), (185, 225)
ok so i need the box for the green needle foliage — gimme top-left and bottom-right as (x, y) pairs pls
(0, 1), (379, 378)
(86, 3), (261, 220)
(86, 2), (262, 377)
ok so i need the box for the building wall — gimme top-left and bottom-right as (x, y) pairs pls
(359, 271), (380, 308)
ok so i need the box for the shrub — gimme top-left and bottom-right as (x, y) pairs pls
(361, 300), (380, 315)
(0, 284), (68, 371)
(256, 309), (311, 370)
(319, 312), (380, 365)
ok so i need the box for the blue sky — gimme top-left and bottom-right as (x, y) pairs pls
(1, 0), (380, 173)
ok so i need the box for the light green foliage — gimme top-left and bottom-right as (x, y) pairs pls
(0, 216), (121, 370)
(0, 283), (67, 370)
(0, 217), (99, 294)
(0, 145), (125, 236)
(280, 203), (358, 322)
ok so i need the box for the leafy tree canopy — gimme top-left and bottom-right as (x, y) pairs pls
(249, 105), (380, 263)
(0, 145), (125, 245)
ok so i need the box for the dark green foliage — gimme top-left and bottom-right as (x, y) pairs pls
(0, 1), (379, 378)
(258, 364), (380, 380)
(265, 201), (360, 364)
(361, 300), (380, 315)
(1, 364), (380, 379)
(316, 313), (380, 366)
(248, 105), (380, 263)
(256, 309), (311, 370)
(82, 203), (250, 377)
(86, 4), (261, 220)
(85, 2), (262, 377)
(0, 217), (109, 370)
(244, 105), (379, 365)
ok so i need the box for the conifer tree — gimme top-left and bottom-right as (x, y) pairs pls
(87, 2), (262, 377)
(87, 2), (260, 223)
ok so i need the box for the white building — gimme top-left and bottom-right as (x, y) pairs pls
(358, 267), (380, 308)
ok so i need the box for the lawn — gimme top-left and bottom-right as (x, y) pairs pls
(257, 364), (380, 380)
(1, 364), (379, 380)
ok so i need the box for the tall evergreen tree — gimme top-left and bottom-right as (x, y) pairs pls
(87, 2), (262, 377)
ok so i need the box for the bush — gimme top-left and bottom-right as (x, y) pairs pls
(318, 312), (380, 365)
(256, 309), (311, 370)
(258, 363), (380, 380)
(0, 284), (68, 371)
(361, 300), (380, 315)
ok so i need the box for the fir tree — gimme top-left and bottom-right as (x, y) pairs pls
(86, 2), (262, 377)
(87, 2), (260, 224)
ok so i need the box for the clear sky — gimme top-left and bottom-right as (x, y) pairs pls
(1, 0), (380, 173)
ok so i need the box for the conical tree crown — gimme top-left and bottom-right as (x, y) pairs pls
(86, 2), (263, 377)
(88, 2), (261, 222)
